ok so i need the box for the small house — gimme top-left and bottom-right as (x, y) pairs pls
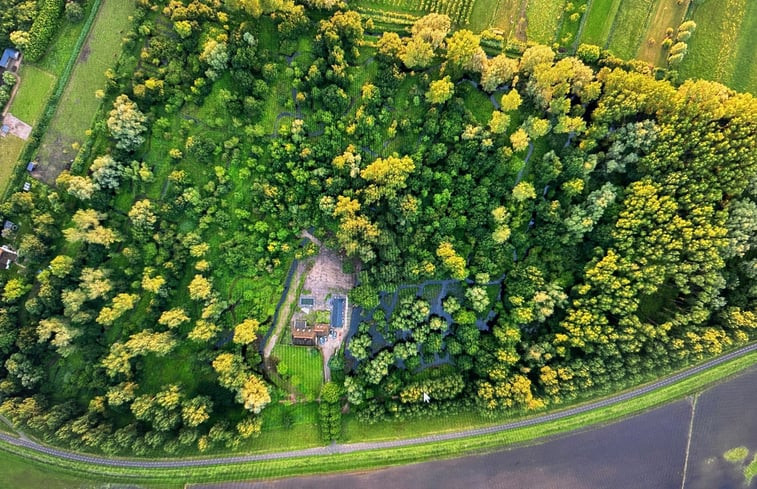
(26, 161), (37, 172)
(292, 319), (315, 346)
(0, 48), (20, 72)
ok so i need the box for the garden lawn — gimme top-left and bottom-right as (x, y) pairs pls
(7, 65), (56, 126)
(580, 0), (622, 47)
(678, 0), (747, 89)
(34, 0), (137, 184)
(636, 0), (688, 66)
(525, 0), (566, 44)
(272, 344), (323, 400)
(606, 0), (657, 59)
(0, 135), (26, 194)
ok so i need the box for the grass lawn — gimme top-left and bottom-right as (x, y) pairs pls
(580, 0), (622, 47)
(7, 65), (56, 126)
(525, 0), (566, 44)
(728, 0), (757, 94)
(35, 0), (137, 184)
(679, 0), (747, 87)
(606, 0), (657, 59)
(635, 0), (688, 66)
(0, 135), (27, 194)
(272, 344), (323, 400)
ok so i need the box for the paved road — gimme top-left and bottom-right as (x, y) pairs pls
(0, 343), (755, 470)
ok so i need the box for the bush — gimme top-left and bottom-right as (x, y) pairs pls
(25, 0), (64, 62)
(576, 43), (601, 63)
(65, 2), (85, 22)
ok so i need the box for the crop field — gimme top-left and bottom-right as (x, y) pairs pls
(580, 0), (622, 46)
(357, 0), (478, 26)
(636, 0), (688, 66)
(525, 0), (566, 44)
(605, 0), (657, 59)
(34, 0), (136, 184)
(679, 0), (756, 94)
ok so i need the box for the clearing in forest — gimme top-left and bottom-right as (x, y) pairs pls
(34, 0), (136, 184)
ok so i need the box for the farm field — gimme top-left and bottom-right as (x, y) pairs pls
(679, 0), (756, 94)
(578, 0), (622, 46)
(605, 0), (657, 59)
(7, 65), (56, 126)
(525, 0), (565, 44)
(636, 0), (688, 66)
(34, 0), (136, 184)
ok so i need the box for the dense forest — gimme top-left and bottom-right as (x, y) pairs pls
(0, 0), (754, 455)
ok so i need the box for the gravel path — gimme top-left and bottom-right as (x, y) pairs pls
(0, 343), (754, 469)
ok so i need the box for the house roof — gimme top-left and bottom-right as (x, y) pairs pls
(292, 328), (315, 340)
(313, 323), (329, 336)
(0, 48), (19, 69)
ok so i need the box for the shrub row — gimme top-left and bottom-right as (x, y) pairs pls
(24, 0), (65, 62)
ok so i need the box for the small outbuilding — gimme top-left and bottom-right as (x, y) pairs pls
(0, 48), (20, 72)
(26, 161), (37, 172)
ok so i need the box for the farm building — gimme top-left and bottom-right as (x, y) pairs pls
(0, 48), (20, 72)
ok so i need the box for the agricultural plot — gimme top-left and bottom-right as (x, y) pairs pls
(579, 0), (622, 47)
(483, 0), (525, 38)
(525, 0), (566, 44)
(679, 0), (755, 94)
(605, 0), (657, 59)
(357, 0), (478, 27)
(636, 0), (689, 67)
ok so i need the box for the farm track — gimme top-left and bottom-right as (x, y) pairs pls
(0, 343), (755, 470)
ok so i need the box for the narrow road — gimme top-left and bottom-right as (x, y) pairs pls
(0, 343), (755, 469)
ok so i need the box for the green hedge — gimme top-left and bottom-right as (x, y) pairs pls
(24, 0), (65, 62)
